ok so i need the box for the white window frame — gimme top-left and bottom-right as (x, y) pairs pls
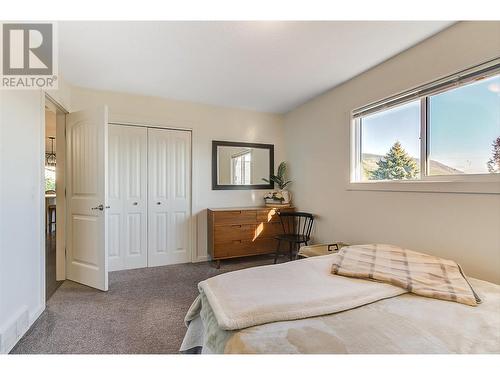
(349, 59), (500, 194)
(231, 150), (252, 185)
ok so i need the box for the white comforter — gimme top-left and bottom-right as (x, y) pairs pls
(181, 254), (500, 354)
(188, 254), (405, 331)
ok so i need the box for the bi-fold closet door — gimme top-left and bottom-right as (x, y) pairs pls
(108, 125), (191, 272)
(108, 125), (148, 271)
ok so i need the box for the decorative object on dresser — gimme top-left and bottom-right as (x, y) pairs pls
(263, 191), (292, 208)
(262, 161), (292, 206)
(207, 207), (294, 268)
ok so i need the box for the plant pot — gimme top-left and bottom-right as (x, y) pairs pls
(264, 198), (282, 205)
(280, 190), (292, 204)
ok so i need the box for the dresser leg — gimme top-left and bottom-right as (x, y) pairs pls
(216, 260), (221, 269)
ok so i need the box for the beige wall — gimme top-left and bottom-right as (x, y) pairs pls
(217, 146), (243, 184)
(284, 21), (500, 283)
(69, 86), (285, 261)
(0, 76), (72, 353)
(44, 110), (56, 150)
(0, 90), (45, 353)
(251, 148), (270, 184)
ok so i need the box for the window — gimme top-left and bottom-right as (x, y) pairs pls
(352, 59), (500, 187)
(45, 166), (56, 191)
(360, 100), (421, 181)
(428, 75), (499, 175)
(231, 151), (251, 185)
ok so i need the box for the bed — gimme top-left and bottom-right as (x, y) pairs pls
(180, 247), (500, 354)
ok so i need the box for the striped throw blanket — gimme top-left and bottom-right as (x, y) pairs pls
(331, 244), (481, 306)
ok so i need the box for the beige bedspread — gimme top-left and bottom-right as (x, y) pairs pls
(181, 277), (500, 354)
(193, 254), (406, 330)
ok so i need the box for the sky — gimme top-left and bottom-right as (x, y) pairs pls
(361, 75), (500, 174)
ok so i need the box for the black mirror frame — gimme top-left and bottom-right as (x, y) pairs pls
(212, 140), (274, 190)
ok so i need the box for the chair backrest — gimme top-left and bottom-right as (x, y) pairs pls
(278, 211), (314, 239)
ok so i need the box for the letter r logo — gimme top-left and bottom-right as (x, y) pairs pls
(2, 23), (53, 75)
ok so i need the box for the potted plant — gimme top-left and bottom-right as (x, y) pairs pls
(262, 161), (292, 206)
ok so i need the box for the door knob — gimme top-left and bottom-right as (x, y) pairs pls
(91, 204), (104, 211)
(133, 202), (138, 206)
(156, 202), (161, 205)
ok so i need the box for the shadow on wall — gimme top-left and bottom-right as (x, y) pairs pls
(196, 209), (208, 261)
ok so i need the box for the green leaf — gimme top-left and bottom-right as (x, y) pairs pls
(277, 162), (287, 179)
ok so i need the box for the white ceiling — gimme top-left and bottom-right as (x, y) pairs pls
(59, 21), (454, 113)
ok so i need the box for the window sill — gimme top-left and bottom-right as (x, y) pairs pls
(347, 179), (500, 194)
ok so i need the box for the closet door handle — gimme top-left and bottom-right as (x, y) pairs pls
(132, 202), (138, 206)
(157, 202), (162, 205)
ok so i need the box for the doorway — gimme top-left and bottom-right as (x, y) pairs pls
(42, 105), (194, 296)
(44, 98), (67, 300)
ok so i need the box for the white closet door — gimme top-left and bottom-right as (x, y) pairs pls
(148, 128), (191, 266)
(108, 125), (148, 271)
(108, 125), (122, 271)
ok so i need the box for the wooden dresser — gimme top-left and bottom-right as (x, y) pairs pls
(207, 207), (294, 267)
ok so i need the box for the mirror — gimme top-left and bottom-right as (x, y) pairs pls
(212, 140), (274, 190)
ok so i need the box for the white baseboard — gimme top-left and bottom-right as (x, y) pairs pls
(194, 255), (208, 262)
(0, 304), (44, 354)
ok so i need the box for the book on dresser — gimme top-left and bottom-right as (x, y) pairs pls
(207, 206), (294, 268)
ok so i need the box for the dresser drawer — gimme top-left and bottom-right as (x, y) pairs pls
(214, 238), (277, 258)
(212, 246), (228, 258)
(214, 224), (256, 243)
(257, 222), (283, 239)
(213, 210), (257, 225)
(256, 207), (295, 223)
(256, 208), (279, 223)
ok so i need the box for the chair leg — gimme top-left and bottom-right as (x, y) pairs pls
(52, 210), (56, 233)
(274, 240), (281, 264)
(49, 210), (53, 233)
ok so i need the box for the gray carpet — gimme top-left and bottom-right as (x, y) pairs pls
(11, 255), (279, 354)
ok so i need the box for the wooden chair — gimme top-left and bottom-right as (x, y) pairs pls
(274, 211), (314, 263)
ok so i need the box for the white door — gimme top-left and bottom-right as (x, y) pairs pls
(66, 106), (109, 291)
(108, 125), (148, 271)
(148, 128), (191, 266)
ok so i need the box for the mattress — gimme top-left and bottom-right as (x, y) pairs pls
(181, 277), (500, 354)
